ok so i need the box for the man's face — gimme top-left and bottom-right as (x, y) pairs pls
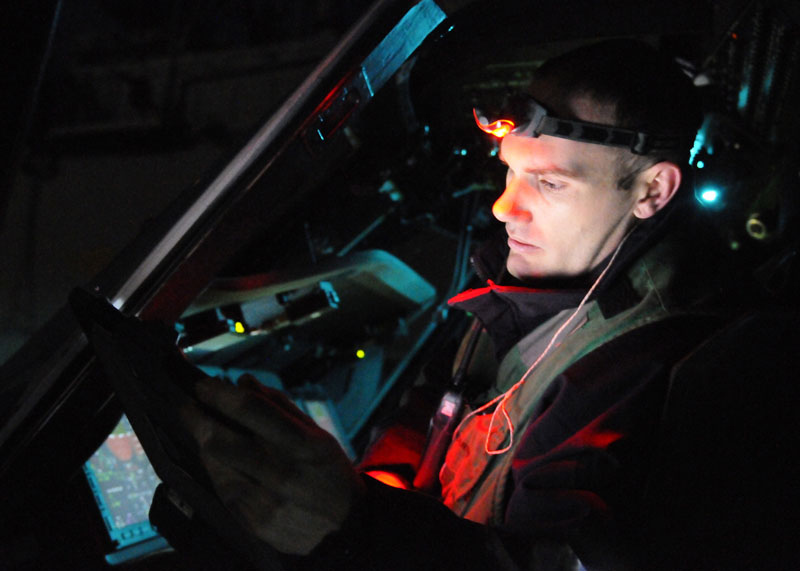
(493, 125), (641, 282)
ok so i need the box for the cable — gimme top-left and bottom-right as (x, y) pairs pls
(451, 225), (636, 456)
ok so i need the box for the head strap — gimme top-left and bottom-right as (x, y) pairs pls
(474, 95), (688, 156)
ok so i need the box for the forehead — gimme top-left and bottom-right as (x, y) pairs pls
(499, 131), (619, 183)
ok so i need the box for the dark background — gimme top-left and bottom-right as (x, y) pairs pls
(0, 0), (372, 367)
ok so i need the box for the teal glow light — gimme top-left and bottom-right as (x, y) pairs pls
(688, 126), (705, 166)
(699, 187), (721, 204)
(763, 68), (774, 93)
(696, 160), (705, 169)
(738, 85), (750, 112)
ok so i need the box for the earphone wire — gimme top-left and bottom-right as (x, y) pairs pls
(453, 227), (637, 456)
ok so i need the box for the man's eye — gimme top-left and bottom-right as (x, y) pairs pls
(540, 179), (564, 191)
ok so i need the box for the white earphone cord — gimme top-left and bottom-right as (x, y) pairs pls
(454, 227), (636, 456)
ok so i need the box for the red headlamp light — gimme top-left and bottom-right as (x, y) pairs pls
(472, 108), (515, 139)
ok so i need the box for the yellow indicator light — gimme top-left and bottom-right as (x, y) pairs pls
(356, 349), (366, 359)
(234, 321), (246, 334)
(473, 108), (515, 138)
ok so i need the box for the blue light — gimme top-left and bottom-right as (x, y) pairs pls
(698, 187), (721, 204)
(763, 68), (774, 93)
(696, 160), (705, 169)
(738, 85), (750, 112)
(688, 126), (705, 166)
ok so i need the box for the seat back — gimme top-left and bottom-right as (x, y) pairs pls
(640, 308), (800, 570)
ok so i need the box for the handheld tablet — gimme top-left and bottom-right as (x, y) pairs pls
(70, 288), (283, 571)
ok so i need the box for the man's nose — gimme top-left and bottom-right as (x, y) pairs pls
(492, 182), (528, 223)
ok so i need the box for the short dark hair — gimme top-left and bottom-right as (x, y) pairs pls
(530, 39), (702, 190)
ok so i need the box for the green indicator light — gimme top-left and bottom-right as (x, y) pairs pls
(696, 160), (705, 169)
(356, 349), (366, 359)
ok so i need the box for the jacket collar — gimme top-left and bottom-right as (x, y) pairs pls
(450, 200), (696, 358)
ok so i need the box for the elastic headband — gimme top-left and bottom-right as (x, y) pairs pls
(473, 94), (688, 156)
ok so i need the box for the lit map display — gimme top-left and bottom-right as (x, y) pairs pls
(83, 415), (163, 555)
(82, 397), (341, 563)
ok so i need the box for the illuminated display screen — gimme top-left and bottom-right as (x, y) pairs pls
(83, 415), (167, 563)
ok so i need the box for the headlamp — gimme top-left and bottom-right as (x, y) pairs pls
(473, 94), (686, 156)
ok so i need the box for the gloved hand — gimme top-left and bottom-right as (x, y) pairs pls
(180, 375), (365, 555)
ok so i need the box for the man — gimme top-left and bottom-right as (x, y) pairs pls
(180, 39), (737, 569)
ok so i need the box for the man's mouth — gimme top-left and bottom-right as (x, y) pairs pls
(507, 236), (540, 252)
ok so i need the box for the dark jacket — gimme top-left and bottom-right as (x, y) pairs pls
(296, 206), (761, 570)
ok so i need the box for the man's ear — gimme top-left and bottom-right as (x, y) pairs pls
(632, 162), (682, 219)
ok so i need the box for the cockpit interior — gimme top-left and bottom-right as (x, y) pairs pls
(1, 0), (799, 568)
